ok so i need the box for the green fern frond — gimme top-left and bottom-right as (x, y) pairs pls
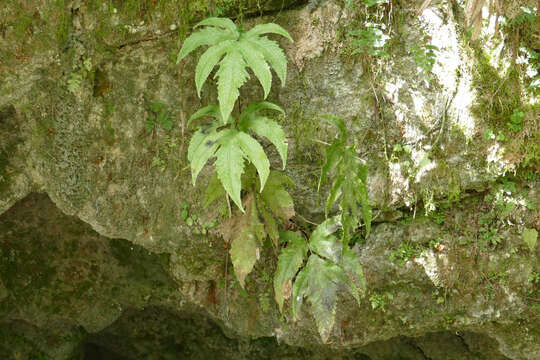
(195, 40), (235, 98)
(319, 115), (372, 242)
(187, 102), (287, 211)
(177, 17), (292, 122)
(214, 50), (250, 124)
(176, 27), (236, 64)
(274, 231), (307, 312)
(187, 124), (224, 185)
(284, 217), (365, 343)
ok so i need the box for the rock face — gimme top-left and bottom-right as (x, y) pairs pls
(0, 0), (539, 359)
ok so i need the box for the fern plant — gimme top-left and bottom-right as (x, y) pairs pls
(274, 217), (366, 343)
(318, 115), (372, 244)
(177, 17), (293, 124)
(187, 102), (288, 212)
(274, 115), (371, 343)
(212, 167), (295, 288)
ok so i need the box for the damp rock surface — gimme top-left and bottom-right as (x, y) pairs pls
(1, 0), (539, 358)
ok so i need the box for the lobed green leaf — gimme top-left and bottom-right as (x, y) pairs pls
(187, 125), (224, 185)
(195, 17), (239, 35)
(238, 40), (272, 99)
(239, 101), (285, 123)
(309, 216), (342, 264)
(187, 105), (221, 127)
(245, 23), (293, 42)
(235, 132), (270, 193)
(215, 50), (250, 124)
(321, 114), (347, 141)
(245, 37), (288, 86)
(318, 141), (343, 191)
(195, 40), (235, 98)
(325, 177), (343, 218)
(299, 255), (344, 343)
(274, 231), (308, 312)
(260, 171), (295, 221)
(177, 27), (235, 64)
(244, 116), (288, 169)
(215, 130), (246, 211)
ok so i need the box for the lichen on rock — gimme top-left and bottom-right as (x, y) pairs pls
(0, 0), (539, 358)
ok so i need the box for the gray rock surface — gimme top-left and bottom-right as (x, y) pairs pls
(1, 0), (539, 358)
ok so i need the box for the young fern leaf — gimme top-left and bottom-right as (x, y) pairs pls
(274, 231), (308, 312)
(177, 17), (293, 122)
(319, 115), (372, 242)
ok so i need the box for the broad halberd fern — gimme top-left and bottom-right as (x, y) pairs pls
(177, 17), (293, 124)
(187, 102), (287, 212)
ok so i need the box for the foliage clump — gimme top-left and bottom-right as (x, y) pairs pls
(178, 16), (371, 343)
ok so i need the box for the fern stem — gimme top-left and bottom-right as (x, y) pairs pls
(310, 138), (331, 146)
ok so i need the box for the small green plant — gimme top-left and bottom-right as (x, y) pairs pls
(507, 108), (524, 132)
(67, 57), (93, 94)
(348, 25), (389, 57)
(411, 43), (438, 82)
(178, 17), (292, 212)
(146, 101), (174, 131)
(508, 6), (536, 26)
(177, 17), (293, 123)
(67, 73), (83, 93)
(151, 156), (166, 172)
(180, 202), (218, 235)
(485, 129), (506, 142)
(274, 119), (371, 342)
(478, 224), (502, 247)
(369, 292), (393, 312)
(389, 242), (421, 266)
(429, 238), (442, 250)
(151, 134), (178, 172)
